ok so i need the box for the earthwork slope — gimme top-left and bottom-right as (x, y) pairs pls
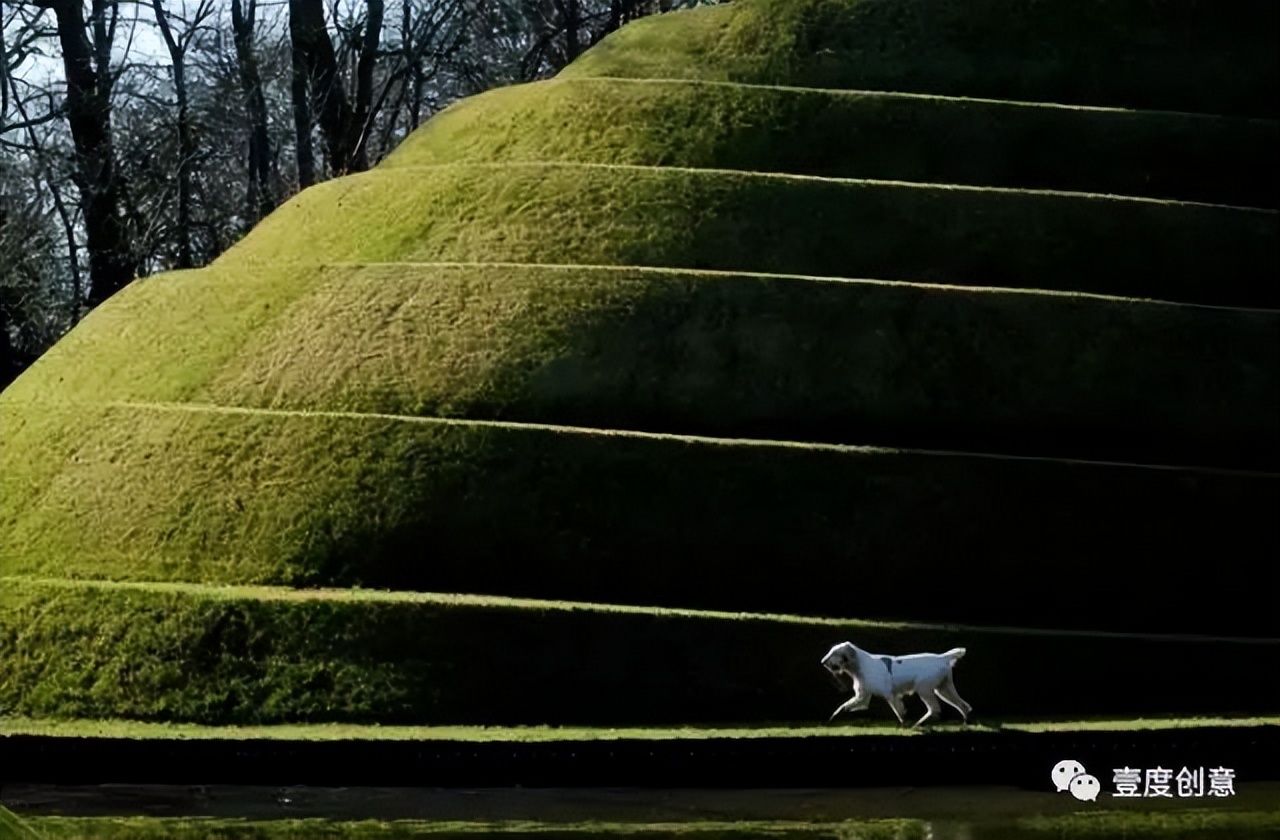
(1, 0), (1277, 728)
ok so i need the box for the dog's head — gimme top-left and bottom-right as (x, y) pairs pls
(820, 642), (860, 689)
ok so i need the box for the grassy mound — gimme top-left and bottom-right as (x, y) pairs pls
(3, 402), (1276, 635)
(563, 0), (1280, 117)
(5, 263), (1275, 469)
(3, 578), (1277, 725)
(220, 164), (1279, 308)
(2, 0), (1277, 733)
(386, 77), (1280, 208)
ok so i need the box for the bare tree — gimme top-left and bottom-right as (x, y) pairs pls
(0, 27), (79, 388)
(402, 0), (423, 130)
(0, 0), (712, 383)
(288, 0), (318, 186)
(231, 0), (276, 222)
(366, 0), (472, 160)
(3, 8), (83, 313)
(554, 0), (581, 64)
(0, 160), (73, 389)
(34, 0), (137, 307)
(289, 0), (382, 180)
(151, 0), (216, 269)
(351, 0), (384, 170)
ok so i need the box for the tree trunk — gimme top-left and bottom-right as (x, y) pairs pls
(0, 208), (20, 390)
(151, 0), (193, 268)
(289, 0), (357, 177)
(0, 298), (20, 391)
(351, 0), (384, 171)
(403, 0), (423, 130)
(289, 4), (317, 189)
(44, 0), (135, 307)
(232, 0), (275, 221)
(558, 0), (582, 64)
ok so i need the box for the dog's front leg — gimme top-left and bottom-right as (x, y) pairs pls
(829, 690), (870, 721)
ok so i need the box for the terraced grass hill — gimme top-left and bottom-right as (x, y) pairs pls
(2, 0), (1278, 729)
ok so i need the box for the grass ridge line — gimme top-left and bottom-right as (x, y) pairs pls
(559, 74), (1280, 124)
(353, 160), (1280, 212)
(6, 576), (1279, 645)
(294, 260), (1280, 315)
(77, 400), (1280, 479)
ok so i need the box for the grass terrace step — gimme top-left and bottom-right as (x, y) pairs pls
(218, 164), (1279, 309)
(564, 0), (1280, 118)
(2, 403), (1275, 636)
(385, 77), (1280, 208)
(2, 578), (1277, 726)
(4, 0), (1279, 755)
(8, 263), (1275, 470)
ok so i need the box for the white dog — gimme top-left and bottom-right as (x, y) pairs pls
(821, 642), (972, 728)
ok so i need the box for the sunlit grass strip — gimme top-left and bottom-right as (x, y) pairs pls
(4, 261), (1274, 477)
(0, 575), (913, 630)
(560, 0), (1279, 118)
(312, 261), (1280, 312)
(523, 75), (1278, 115)
(95, 403), (1280, 477)
(214, 163), (1278, 309)
(359, 161), (1260, 208)
(384, 76), (1279, 207)
(3, 715), (1276, 742)
(5, 260), (1276, 481)
(6, 577), (1279, 644)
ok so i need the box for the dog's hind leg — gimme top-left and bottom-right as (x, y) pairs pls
(885, 694), (908, 726)
(936, 676), (972, 723)
(912, 690), (943, 728)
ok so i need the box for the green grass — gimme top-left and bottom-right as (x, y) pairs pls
(4, 715), (1276, 742)
(385, 77), (1280, 208)
(0, 807), (43, 840)
(1, 577), (1277, 725)
(6, 786), (1280, 839)
(1011, 810), (1280, 839)
(562, 0), (1280, 118)
(0, 576), (1273, 641)
(2, 400), (1276, 634)
(4, 263), (1274, 469)
(215, 163), (1278, 308)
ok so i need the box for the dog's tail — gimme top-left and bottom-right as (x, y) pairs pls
(943, 647), (966, 664)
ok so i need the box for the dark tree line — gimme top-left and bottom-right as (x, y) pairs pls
(1, 0), (718, 389)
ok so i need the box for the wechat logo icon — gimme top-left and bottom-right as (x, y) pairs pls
(1052, 759), (1100, 802)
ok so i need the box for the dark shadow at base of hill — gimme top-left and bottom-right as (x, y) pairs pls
(4, 781), (1280, 825)
(4, 726), (1277, 789)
